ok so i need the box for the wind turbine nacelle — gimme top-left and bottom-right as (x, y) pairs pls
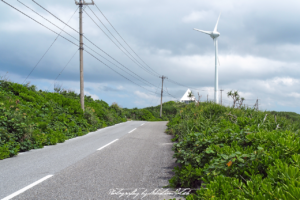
(210, 31), (220, 39)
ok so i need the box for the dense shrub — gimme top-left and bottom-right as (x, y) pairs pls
(0, 80), (126, 160)
(124, 101), (185, 121)
(166, 102), (300, 199)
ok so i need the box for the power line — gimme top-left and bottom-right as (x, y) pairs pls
(31, 0), (212, 96)
(54, 49), (78, 82)
(47, 49), (78, 91)
(31, 0), (159, 88)
(2, 0), (159, 96)
(85, 6), (157, 77)
(164, 82), (180, 101)
(93, 3), (160, 76)
(1, 1), (78, 46)
(165, 86), (179, 101)
(81, 43), (157, 88)
(167, 78), (211, 93)
(19, 1), (78, 42)
(85, 49), (159, 95)
(148, 87), (160, 107)
(19, 2), (78, 84)
(32, 0), (79, 33)
(7, 0), (227, 101)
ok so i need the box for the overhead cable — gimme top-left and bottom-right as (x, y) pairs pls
(85, 50), (159, 95)
(93, 3), (160, 76)
(31, 0), (159, 86)
(83, 8), (158, 78)
(18, 1), (78, 84)
(2, 0), (159, 96)
(54, 49), (78, 82)
(167, 78), (214, 92)
(85, 6), (157, 77)
(1, 1), (78, 46)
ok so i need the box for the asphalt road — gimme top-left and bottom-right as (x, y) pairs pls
(1, 121), (184, 200)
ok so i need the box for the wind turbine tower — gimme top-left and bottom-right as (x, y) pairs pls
(194, 14), (221, 104)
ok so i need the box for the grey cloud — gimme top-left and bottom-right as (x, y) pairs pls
(98, 85), (121, 92)
(1, 0), (300, 111)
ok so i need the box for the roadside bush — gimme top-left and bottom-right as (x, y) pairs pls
(166, 102), (300, 199)
(0, 80), (126, 160)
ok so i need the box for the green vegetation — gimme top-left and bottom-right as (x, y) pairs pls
(269, 111), (300, 130)
(0, 80), (126, 160)
(166, 102), (300, 199)
(124, 101), (183, 121)
(3, 77), (300, 199)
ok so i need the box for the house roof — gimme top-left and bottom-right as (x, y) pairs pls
(180, 89), (196, 101)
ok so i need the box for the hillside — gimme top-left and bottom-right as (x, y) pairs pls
(123, 100), (184, 121)
(0, 80), (126, 159)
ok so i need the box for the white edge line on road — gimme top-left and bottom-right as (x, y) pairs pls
(97, 139), (119, 151)
(128, 128), (137, 133)
(2, 175), (53, 200)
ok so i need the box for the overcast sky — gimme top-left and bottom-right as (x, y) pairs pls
(0, 0), (299, 113)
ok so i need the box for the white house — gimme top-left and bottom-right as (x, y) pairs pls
(180, 89), (196, 104)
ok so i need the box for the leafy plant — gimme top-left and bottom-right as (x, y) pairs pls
(165, 101), (300, 199)
(0, 80), (127, 159)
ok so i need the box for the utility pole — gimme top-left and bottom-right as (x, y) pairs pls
(220, 89), (224, 106)
(197, 92), (202, 104)
(254, 99), (259, 110)
(159, 76), (167, 118)
(75, 0), (94, 111)
(207, 94), (208, 102)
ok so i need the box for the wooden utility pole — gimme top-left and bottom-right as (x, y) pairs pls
(159, 76), (167, 118)
(197, 92), (202, 104)
(220, 89), (224, 106)
(254, 99), (259, 110)
(75, 0), (94, 111)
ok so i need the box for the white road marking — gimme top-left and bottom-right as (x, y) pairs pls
(2, 175), (53, 200)
(97, 139), (119, 151)
(128, 128), (137, 133)
(141, 123), (145, 126)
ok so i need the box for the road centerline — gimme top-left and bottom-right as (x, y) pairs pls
(2, 175), (53, 200)
(97, 139), (119, 151)
(128, 128), (137, 133)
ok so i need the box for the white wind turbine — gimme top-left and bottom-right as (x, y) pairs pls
(194, 14), (221, 104)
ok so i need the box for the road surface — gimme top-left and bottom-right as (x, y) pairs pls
(0, 121), (185, 200)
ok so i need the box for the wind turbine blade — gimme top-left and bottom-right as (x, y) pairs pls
(193, 28), (212, 35)
(214, 13), (221, 32)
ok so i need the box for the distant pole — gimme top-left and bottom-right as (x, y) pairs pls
(207, 94), (208, 102)
(254, 99), (259, 110)
(75, 0), (94, 111)
(198, 92), (202, 104)
(220, 89), (224, 106)
(160, 76), (167, 117)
